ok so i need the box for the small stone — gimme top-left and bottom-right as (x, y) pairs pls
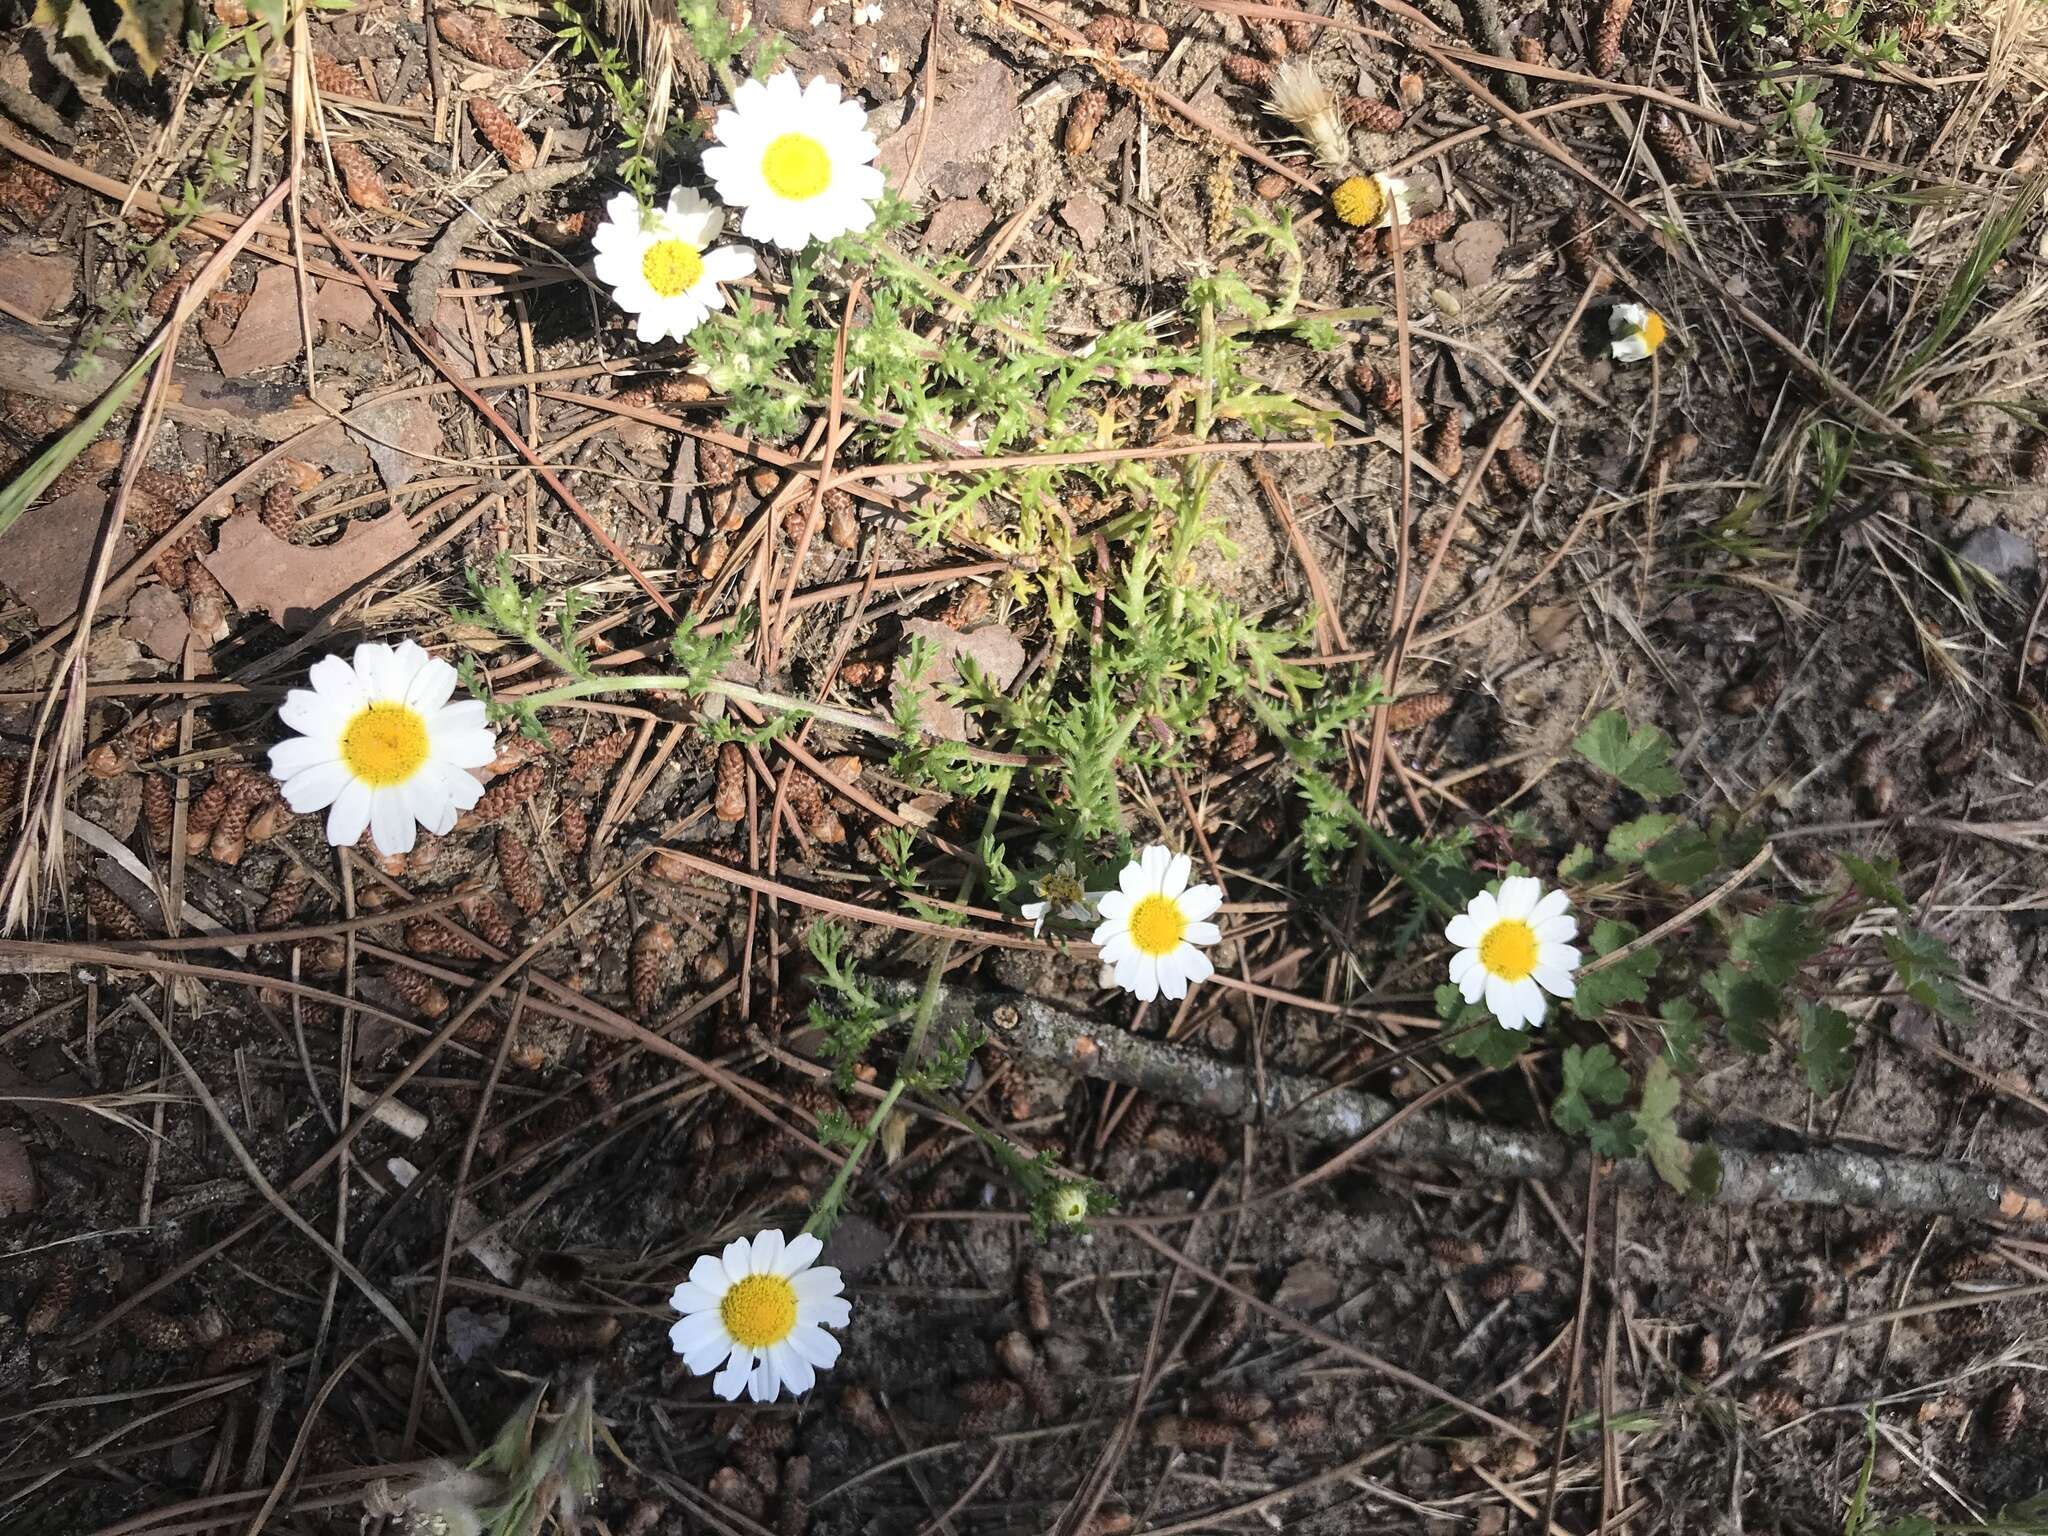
(1956, 525), (2036, 581)
(1271, 1259), (1340, 1312)
(0, 253), (76, 319)
(0, 1130), (36, 1215)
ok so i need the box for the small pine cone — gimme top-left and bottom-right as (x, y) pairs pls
(1988, 1381), (2026, 1444)
(995, 1331), (1061, 1419)
(1646, 112), (1712, 187)
(559, 801), (589, 856)
(470, 763), (546, 823)
(311, 54), (368, 98)
(957, 1378), (1025, 1435)
(1345, 360), (1379, 399)
(1085, 12), (1169, 50)
(630, 921), (675, 1018)
(1273, 1408), (1327, 1445)
(1063, 89), (1110, 156)
(1149, 1414), (1239, 1450)
(204, 1328), (286, 1373)
(148, 254), (205, 317)
(260, 482), (298, 541)
(1514, 32), (1545, 63)
(85, 878), (147, 940)
(407, 916), (486, 959)
(0, 157), (62, 226)
(141, 774), (176, 851)
(1144, 1124), (1230, 1163)
(386, 964), (452, 1021)
(212, 0), (249, 19)
(1202, 1389), (1274, 1424)
(184, 558), (231, 642)
(1019, 1262), (1052, 1335)
(1349, 227), (1381, 270)
(27, 1256), (81, 1335)
(463, 892), (517, 952)
(1500, 445), (1543, 493)
(697, 438), (737, 489)
(714, 742), (747, 821)
(777, 1455), (810, 1536)
(187, 776), (233, 843)
(1388, 206), (1457, 251)
(1745, 1382), (1802, 1420)
(526, 1314), (621, 1355)
(567, 729), (633, 786)
(469, 98), (537, 170)
(709, 1467), (768, 1522)
(1717, 655), (1785, 716)
(258, 865), (308, 929)
(1690, 1330), (1721, 1379)
(1862, 668), (1919, 713)
(1252, 169), (1290, 199)
(824, 487), (859, 549)
(329, 140), (390, 211)
(1342, 96), (1404, 131)
(1249, 18), (1289, 57)
(1427, 415), (1463, 479)
(1560, 204), (1600, 279)
(0, 757), (22, 813)
(1838, 1227), (1899, 1277)
(1111, 1094), (1160, 1153)
(496, 827), (545, 915)
(842, 1386), (890, 1439)
(1592, 0), (1633, 75)
(1479, 1263), (1546, 1300)
(1926, 726), (1985, 784)
(1428, 1235), (1485, 1266)
(1371, 369), (1405, 416)
(1849, 733), (1892, 815)
(839, 658), (888, 688)
(126, 1308), (199, 1353)
(1385, 690), (1454, 733)
(932, 584), (991, 629)
(1942, 1246), (2002, 1284)
(1223, 52), (1273, 87)
(435, 9), (529, 69)
(1187, 1294), (1249, 1365)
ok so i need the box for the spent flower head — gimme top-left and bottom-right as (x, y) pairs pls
(1608, 302), (1668, 362)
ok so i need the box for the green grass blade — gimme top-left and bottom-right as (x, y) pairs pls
(0, 341), (161, 542)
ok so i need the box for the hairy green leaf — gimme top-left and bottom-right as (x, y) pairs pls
(1645, 824), (1717, 887)
(1658, 997), (1705, 1074)
(1840, 853), (1906, 912)
(1606, 812), (1683, 863)
(1636, 1057), (1701, 1195)
(1731, 903), (1824, 985)
(1882, 927), (1972, 1023)
(1798, 1002), (1857, 1096)
(1554, 1044), (1631, 1135)
(1572, 709), (1682, 799)
(1572, 920), (1660, 1021)
(1704, 963), (1781, 1054)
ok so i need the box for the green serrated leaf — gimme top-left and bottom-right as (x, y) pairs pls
(1798, 1002), (1857, 1096)
(1840, 853), (1906, 912)
(1645, 824), (1717, 887)
(1439, 987), (1533, 1069)
(1731, 903), (1824, 985)
(1658, 997), (1704, 1074)
(1572, 709), (1683, 799)
(1704, 962), (1781, 1054)
(1686, 1143), (1722, 1202)
(1882, 927), (1972, 1023)
(1565, 1044), (1632, 1106)
(1558, 843), (1601, 882)
(1636, 1057), (1700, 1194)
(1588, 1113), (1646, 1159)
(1572, 920), (1660, 1021)
(1606, 812), (1683, 863)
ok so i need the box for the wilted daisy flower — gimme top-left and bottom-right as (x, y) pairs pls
(669, 1229), (850, 1402)
(1021, 861), (1102, 936)
(1091, 845), (1223, 1003)
(267, 640), (495, 857)
(590, 188), (755, 344)
(702, 72), (886, 251)
(1608, 302), (1668, 362)
(1446, 876), (1579, 1031)
(1331, 172), (1411, 229)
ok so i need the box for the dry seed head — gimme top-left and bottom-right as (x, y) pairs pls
(260, 481), (298, 541)
(330, 140), (390, 211)
(312, 54), (367, 97)
(559, 800), (589, 856)
(27, 1256), (81, 1335)
(1187, 1294), (1249, 1365)
(141, 774), (175, 851)
(1862, 668), (1919, 713)
(1019, 1261), (1052, 1334)
(630, 921), (676, 1018)
(1386, 690), (1454, 733)
(1427, 1235), (1485, 1266)
(1268, 61), (1349, 170)
(258, 864), (308, 929)
(1426, 415), (1464, 480)
(1691, 1330), (1720, 1379)
(85, 879), (147, 940)
(1201, 1389), (1274, 1423)
(708, 1466), (767, 1521)
(496, 826), (545, 915)
(1514, 32), (1545, 63)
(824, 487), (859, 548)
(1746, 1382), (1802, 1419)
(1148, 1413), (1240, 1450)
(567, 728), (633, 785)
(1479, 1262), (1546, 1300)
(1647, 430), (1699, 479)
(1646, 113), (1712, 187)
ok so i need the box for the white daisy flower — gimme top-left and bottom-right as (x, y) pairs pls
(1608, 301), (1668, 363)
(668, 1228), (851, 1402)
(701, 72), (886, 252)
(1446, 876), (1580, 1031)
(267, 640), (496, 858)
(590, 188), (756, 345)
(1091, 845), (1224, 1003)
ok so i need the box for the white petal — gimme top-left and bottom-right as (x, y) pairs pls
(1484, 972), (1516, 1027)
(1448, 948), (1478, 986)
(1612, 333), (1650, 362)
(669, 1311), (726, 1357)
(1497, 877), (1540, 919)
(1531, 888), (1570, 924)
(1131, 954), (1161, 1002)
(324, 780), (372, 848)
(1535, 914), (1578, 944)
(1140, 845), (1171, 886)
(1094, 890), (1132, 922)
(438, 764), (486, 811)
(308, 652), (367, 706)
(1445, 913), (1480, 948)
(1510, 978), (1548, 1029)
(1156, 951), (1189, 1002)
(772, 1341), (815, 1395)
(1532, 964), (1575, 1000)
(1098, 932), (1136, 967)
(777, 1232), (824, 1275)
(712, 1351), (752, 1400)
(806, 1293), (851, 1329)
(404, 774), (457, 837)
(685, 1334), (735, 1375)
(1177, 945), (1214, 991)
(1460, 966), (1487, 1005)
(1466, 890), (1498, 928)
(1178, 884), (1222, 922)
(352, 642), (401, 701)
(748, 1354), (780, 1402)
(785, 1322), (840, 1368)
(1162, 852), (1191, 899)
(690, 1253), (733, 1299)
(281, 759), (354, 815)
(702, 244), (755, 282)
(1539, 943), (1581, 973)
(432, 698), (489, 733)
(721, 1237), (755, 1286)
(1184, 921), (1221, 947)
(279, 687), (349, 739)
(751, 1228), (786, 1275)
(790, 1263), (840, 1300)
(369, 787), (416, 857)
(433, 729), (499, 771)
(670, 1280), (719, 1313)
(1610, 302), (1647, 334)
(269, 734), (339, 780)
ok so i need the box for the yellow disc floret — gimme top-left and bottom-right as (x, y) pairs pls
(641, 239), (705, 297)
(1478, 918), (1539, 982)
(721, 1273), (799, 1349)
(762, 133), (832, 200)
(1127, 893), (1189, 957)
(339, 703), (430, 788)
(1330, 175), (1385, 228)
(1636, 310), (1667, 354)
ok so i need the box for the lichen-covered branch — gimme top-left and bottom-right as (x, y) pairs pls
(935, 985), (2048, 1225)
(405, 160), (593, 331)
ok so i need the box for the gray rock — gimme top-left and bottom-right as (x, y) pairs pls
(1956, 525), (2036, 580)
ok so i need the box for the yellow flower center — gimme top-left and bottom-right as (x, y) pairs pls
(1127, 893), (1188, 958)
(339, 703), (430, 788)
(1478, 917), (1539, 983)
(762, 133), (832, 200)
(1637, 310), (1667, 353)
(1331, 175), (1384, 228)
(721, 1273), (799, 1349)
(641, 238), (705, 298)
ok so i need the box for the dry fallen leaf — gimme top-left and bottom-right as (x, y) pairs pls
(123, 583), (193, 663)
(203, 509), (419, 630)
(0, 490), (136, 627)
(210, 264), (305, 376)
(893, 617), (1025, 741)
